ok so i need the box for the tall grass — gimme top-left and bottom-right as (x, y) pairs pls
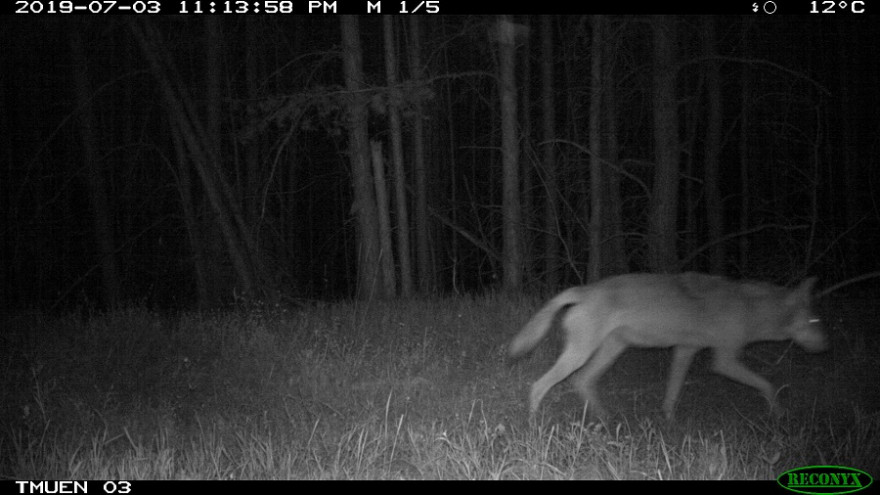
(1, 295), (876, 479)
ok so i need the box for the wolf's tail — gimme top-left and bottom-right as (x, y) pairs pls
(508, 287), (586, 358)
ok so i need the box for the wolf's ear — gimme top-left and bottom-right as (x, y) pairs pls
(801, 277), (818, 294)
(790, 277), (817, 303)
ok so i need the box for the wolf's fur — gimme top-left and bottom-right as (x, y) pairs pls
(509, 272), (826, 419)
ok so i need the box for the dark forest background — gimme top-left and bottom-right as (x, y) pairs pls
(1, 15), (877, 310)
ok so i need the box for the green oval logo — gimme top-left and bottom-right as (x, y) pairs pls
(778, 465), (874, 495)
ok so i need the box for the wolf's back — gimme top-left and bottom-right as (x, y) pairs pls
(508, 287), (588, 358)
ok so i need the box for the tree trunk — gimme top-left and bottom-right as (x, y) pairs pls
(649, 16), (680, 273)
(341, 15), (385, 299)
(702, 16), (724, 274)
(602, 24), (625, 275)
(837, 20), (859, 271)
(540, 15), (559, 289)
(739, 22), (751, 270)
(244, 16), (262, 226)
(498, 16), (522, 291)
(407, 16), (434, 293)
(203, 16), (234, 300)
(383, 15), (413, 296)
(520, 16), (533, 282)
(203, 17), (262, 299)
(70, 25), (122, 308)
(169, 122), (211, 307)
(371, 141), (397, 297)
(587, 15), (603, 282)
(130, 19), (259, 302)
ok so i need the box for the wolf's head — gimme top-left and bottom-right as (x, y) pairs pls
(785, 277), (827, 353)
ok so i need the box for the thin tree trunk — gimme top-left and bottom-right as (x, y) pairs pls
(520, 16), (533, 282)
(383, 15), (413, 296)
(587, 15), (603, 282)
(244, 16), (261, 226)
(341, 15), (384, 299)
(70, 25), (121, 308)
(739, 22), (751, 270)
(649, 16), (680, 273)
(0, 63), (9, 305)
(602, 25), (625, 275)
(204, 17), (262, 297)
(540, 15), (559, 289)
(169, 119), (211, 307)
(837, 20), (858, 269)
(563, 21), (582, 284)
(407, 16), (433, 293)
(702, 16), (724, 274)
(498, 16), (522, 291)
(204, 16), (234, 300)
(371, 141), (397, 297)
(130, 19), (258, 300)
(682, 88), (699, 263)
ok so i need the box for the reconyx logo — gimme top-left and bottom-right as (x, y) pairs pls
(778, 465), (873, 495)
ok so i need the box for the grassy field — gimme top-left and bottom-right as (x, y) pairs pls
(1, 293), (877, 479)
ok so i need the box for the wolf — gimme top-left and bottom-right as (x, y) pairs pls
(509, 272), (826, 419)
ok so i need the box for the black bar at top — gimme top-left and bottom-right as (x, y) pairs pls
(4, 0), (870, 16)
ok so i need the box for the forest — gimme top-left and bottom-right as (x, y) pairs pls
(1, 15), (878, 307)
